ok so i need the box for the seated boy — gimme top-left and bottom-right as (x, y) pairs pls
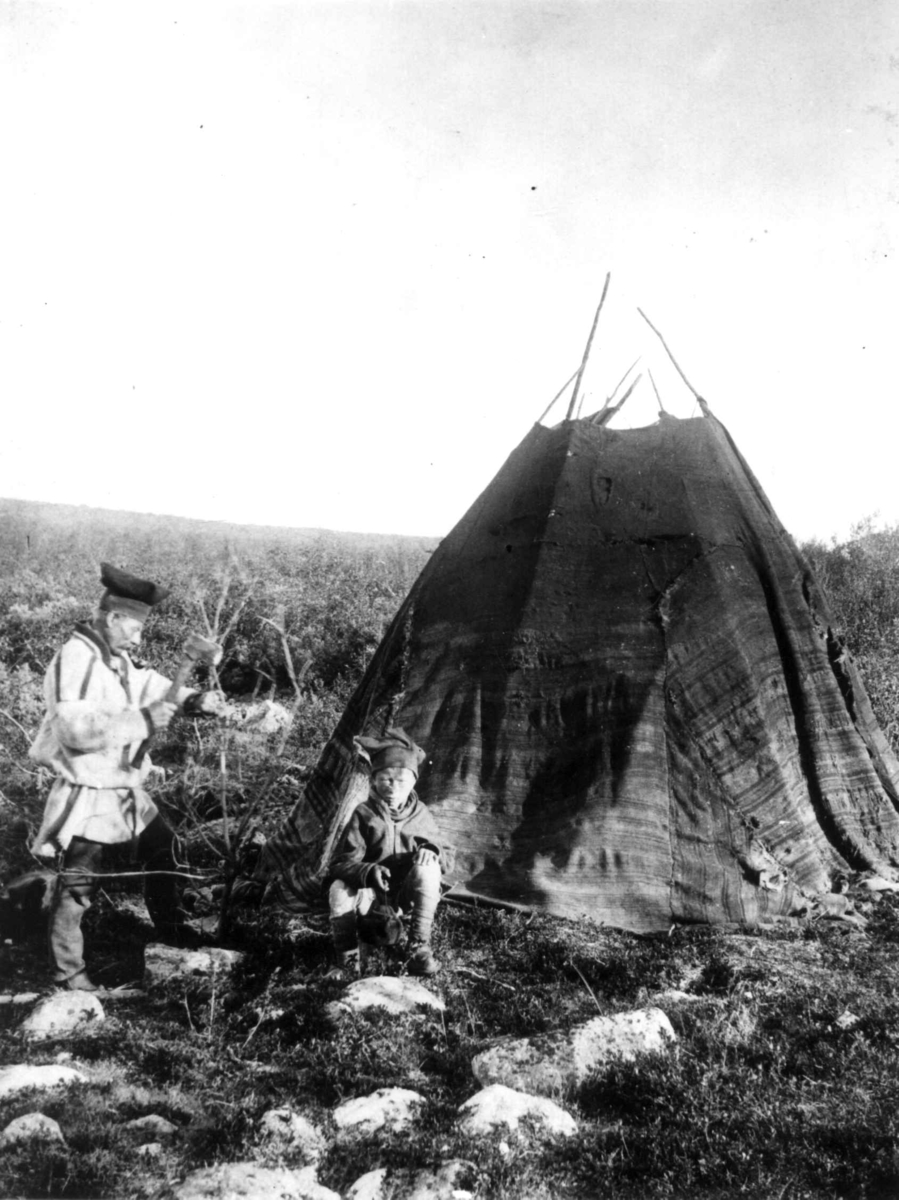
(328, 728), (444, 978)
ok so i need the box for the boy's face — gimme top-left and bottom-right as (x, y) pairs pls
(372, 767), (416, 813)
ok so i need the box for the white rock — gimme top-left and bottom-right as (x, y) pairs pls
(0, 1063), (88, 1101)
(327, 975), (445, 1019)
(457, 1084), (577, 1139)
(346, 1168), (388, 1200)
(333, 1088), (424, 1137)
(836, 1009), (861, 1030)
(169, 1163), (339, 1200)
(0, 1112), (66, 1149)
(124, 1114), (179, 1140)
(227, 699), (293, 734)
(859, 875), (899, 892)
(144, 944), (244, 994)
(471, 1007), (677, 1095)
(19, 991), (106, 1042)
(137, 1141), (163, 1158)
(259, 1108), (327, 1163)
(346, 1161), (475, 1200)
(405, 1160), (476, 1200)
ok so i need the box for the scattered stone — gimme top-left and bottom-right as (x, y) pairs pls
(124, 1114), (179, 1140)
(166, 1163), (339, 1200)
(346, 1160), (476, 1200)
(227, 699), (294, 735)
(137, 1141), (163, 1158)
(405, 1159), (477, 1199)
(346, 1168), (387, 1200)
(19, 990), (106, 1042)
(0, 1063), (88, 1101)
(471, 1007), (677, 1095)
(259, 1108), (327, 1164)
(0, 1112), (66, 1149)
(327, 975), (445, 1020)
(457, 1084), (577, 1139)
(144, 945), (244, 995)
(858, 875), (899, 893)
(836, 1009), (861, 1030)
(333, 1088), (425, 1138)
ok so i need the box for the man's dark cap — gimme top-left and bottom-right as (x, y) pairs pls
(98, 562), (171, 620)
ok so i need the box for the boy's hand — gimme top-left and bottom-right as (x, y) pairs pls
(413, 847), (439, 866)
(371, 865), (392, 891)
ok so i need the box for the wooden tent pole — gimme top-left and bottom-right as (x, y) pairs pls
(637, 306), (709, 414)
(536, 367), (580, 424)
(566, 271), (611, 421)
(593, 372), (643, 426)
(647, 368), (666, 414)
(593, 355), (640, 422)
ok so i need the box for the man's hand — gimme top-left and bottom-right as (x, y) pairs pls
(370, 865), (392, 892)
(146, 700), (178, 731)
(413, 847), (439, 867)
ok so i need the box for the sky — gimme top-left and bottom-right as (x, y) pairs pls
(1, 0), (897, 543)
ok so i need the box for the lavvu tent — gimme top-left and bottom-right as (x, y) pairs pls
(257, 404), (899, 933)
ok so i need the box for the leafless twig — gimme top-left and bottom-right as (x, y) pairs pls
(0, 708), (31, 743)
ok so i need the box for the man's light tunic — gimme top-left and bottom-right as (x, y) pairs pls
(29, 625), (188, 854)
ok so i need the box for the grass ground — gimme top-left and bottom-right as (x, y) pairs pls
(3, 881), (899, 1199)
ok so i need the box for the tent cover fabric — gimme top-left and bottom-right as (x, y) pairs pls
(259, 410), (899, 932)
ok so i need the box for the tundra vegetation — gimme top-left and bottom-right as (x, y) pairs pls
(2, 498), (899, 1199)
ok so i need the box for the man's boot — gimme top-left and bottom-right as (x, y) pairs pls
(406, 941), (439, 976)
(49, 839), (101, 989)
(325, 947), (360, 984)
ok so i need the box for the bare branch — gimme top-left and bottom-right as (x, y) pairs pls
(0, 708), (31, 743)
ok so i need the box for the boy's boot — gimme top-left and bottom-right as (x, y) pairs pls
(402, 860), (441, 976)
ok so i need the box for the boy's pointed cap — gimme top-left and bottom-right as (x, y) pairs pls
(98, 562), (171, 620)
(354, 727), (427, 778)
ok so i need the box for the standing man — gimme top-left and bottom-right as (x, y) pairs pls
(29, 563), (223, 991)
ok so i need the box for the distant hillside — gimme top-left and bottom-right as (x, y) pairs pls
(0, 497), (442, 561)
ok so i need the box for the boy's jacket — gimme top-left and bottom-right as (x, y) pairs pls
(329, 793), (446, 889)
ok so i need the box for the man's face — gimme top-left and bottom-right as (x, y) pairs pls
(103, 611), (145, 656)
(372, 767), (416, 813)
